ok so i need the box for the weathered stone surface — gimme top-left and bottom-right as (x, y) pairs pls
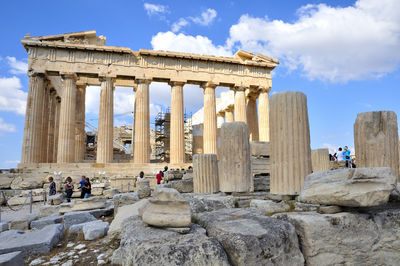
(270, 91), (312, 195)
(299, 167), (396, 207)
(195, 208), (304, 266)
(31, 216), (63, 230)
(91, 187), (103, 196)
(311, 148), (330, 172)
(170, 177), (194, 193)
(111, 216), (230, 266)
(8, 213), (38, 230)
(193, 154), (219, 193)
(71, 196), (107, 211)
(275, 209), (400, 265)
(250, 141), (270, 157)
(294, 202), (319, 212)
(390, 182), (400, 202)
(317, 205), (342, 214)
(253, 175), (269, 191)
(109, 199), (149, 239)
(0, 222), (9, 233)
(250, 199), (291, 215)
(88, 205), (114, 218)
(59, 202), (73, 214)
(113, 192), (139, 213)
(354, 111), (400, 179)
(82, 220), (109, 240)
(68, 219), (102, 235)
(141, 188), (191, 228)
(182, 193), (235, 213)
(47, 194), (63, 205)
(0, 176), (13, 189)
(103, 188), (118, 199)
(219, 122), (252, 192)
(38, 205), (60, 218)
(164, 170), (184, 181)
(10, 176), (43, 190)
(0, 224), (64, 257)
(63, 211), (96, 229)
(0, 251), (24, 266)
(136, 179), (151, 198)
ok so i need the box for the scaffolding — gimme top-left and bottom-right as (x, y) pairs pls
(154, 107), (193, 162)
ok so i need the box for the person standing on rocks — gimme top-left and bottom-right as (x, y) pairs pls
(65, 177), (74, 202)
(162, 166), (168, 177)
(83, 177), (92, 198)
(79, 176), (86, 199)
(156, 171), (163, 185)
(343, 146), (351, 168)
(48, 177), (56, 196)
(337, 147), (344, 161)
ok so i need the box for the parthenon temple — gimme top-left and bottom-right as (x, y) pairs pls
(19, 30), (278, 168)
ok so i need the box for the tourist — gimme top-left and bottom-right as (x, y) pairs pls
(65, 176), (74, 202)
(83, 177), (92, 198)
(79, 176), (86, 199)
(137, 171), (145, 181)
(48, 177), (56, 196)
(156, 171), (163, 184)
(162, 166), (168, 177)
(337, 147), (344, 161)
(343, 146), (351, 168)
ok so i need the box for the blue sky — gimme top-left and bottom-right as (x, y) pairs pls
(0, 0), (399, 168)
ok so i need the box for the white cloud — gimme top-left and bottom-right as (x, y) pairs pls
(6, 57), (28, 75)
(0, 117), (16, 132)
(172, 18), (189, 33)
(191, 8), (217, 26)
(0, 76), (27, 115)
(151, 31), (232, 56)
(144, 3), (168, 16)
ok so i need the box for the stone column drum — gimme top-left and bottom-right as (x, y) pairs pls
(193, 154), (219, 193)
(234, 87), (247, 123)
(21, 73), (45, 164)
(270, 91), (312, 195)
(225, 106), (234, 122)
(134, 79), (151, 163)
(354, 111), (399, 179)
(57, 74), (77, 163)
(170, 81), (185, 164)
(258, 87), (270, 142)
(97, 78), (114, 163)
(219, 122), (252, 192)
(202, 82), (218, 154)
(311, 148), (330, 172)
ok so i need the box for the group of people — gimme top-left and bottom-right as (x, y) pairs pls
(330, 146), (355, 168)
(47, 175), (92, 202)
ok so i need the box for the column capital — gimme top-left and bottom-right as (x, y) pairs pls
(246, 88), (259, 100)
(60, 72), (78, 80)
(135, 78), (152, 85)
(258, 86), (271, 94)
(233, 85), (246, 92)
(217, 111), (226, 117)
(201, 81), (218, 89)
(98, 76), (116, 84)
(225, 105), (234, 112)
(28, 71), (45, 78)
(168, 80), (186, 87)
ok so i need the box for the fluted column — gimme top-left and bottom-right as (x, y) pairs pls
(75, 84), (86, 162)
(97, 78), (114, 163)
(21, 73), (46, 164)
(46, 89), (57, 163)
(246, 93), (259, 141)
(193, 154), (219, 193)
(225, 106), (234, 122)
(53, 96), (61, 162)
(234, 86), (247, 123)
(270, 91), (311, 195)
(202, 82), (218, 154)
(57, 73), (77, 163)
(169, 81), (185, 164)
(40, 85), (50, 162)
(258, 87), (271, 142)
(311, 148), (330, 172)
(134, 79), (151, 163)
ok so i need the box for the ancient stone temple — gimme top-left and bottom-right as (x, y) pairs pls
(19, 31), (278, 172)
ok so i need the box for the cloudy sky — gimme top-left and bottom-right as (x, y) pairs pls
(0, 0), (399, 168)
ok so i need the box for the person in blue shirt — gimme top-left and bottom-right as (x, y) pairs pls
(343, 146), (351, 168)
(79, 176), (86, 199)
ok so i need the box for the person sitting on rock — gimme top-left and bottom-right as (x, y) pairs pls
(156, 170), (163, 185)
(83, 177), (92, 199)
(48, 177), (56, 196)
(65, 176), (74, 202)
(137, 171), (145, 181)
(79, 176), (86, 199)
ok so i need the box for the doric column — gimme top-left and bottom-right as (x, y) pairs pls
(21, 73), (46, 164)
(234, 86), (247, 123)
(134, 79), (151, 163)
(57, 73), (77, 163)
(53, 96), (61, 162)
(169, 81), (185, 164)
(311, 148), (330, 172)
(217, 112), (225, 128)
(75, 84), (86, 162)
(97, 77), (114, 163)
(40, 84), (50, 162)
(225, 106), (234, 122)
(246, 92), (259, 141)
(258, 86), (271, 142)
(202, 82), (218, 154)
(46, 89), (57, 163)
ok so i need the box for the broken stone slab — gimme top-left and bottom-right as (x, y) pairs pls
(111, 216), (230, 265)
(47, 194), (63, 205)
(113, 192), (139, 214)
(8, 213), (38, 230)
(30, 216), (63, 230)
(63, 211), (97, 230)
(103, 188), (118, 199)
(82, 220), (109, 240)
(69, 220), (103, 236)
(250, 199), (291, 215)
(170, 178), (193, 193)
(136, 179), (151, 198)
(38, 205), (60, 218)
(108, 199), (149, 239)
(0, 176), (13, 189)
(7, 195), (42, 206)
(0, 224), (64, 257)
(299, 167), (397, 207)
(194, 208), (304, 265)
(88, 206), (114, 218)
(274, 209), (400, 265)
(141, 188), (191, 228)
(317, 205), (342, 214)
(253, 175), (269, 191)
(91, 187), (104, 196)
(182, 193), (235, 213)
(10, 176), (43, 190)
(0, 222), (9, 233)
(59, 202), (73, 214)
(294, 202), (319, 212)
(0, 251), (24, 266)
(71, 196), (107, 212)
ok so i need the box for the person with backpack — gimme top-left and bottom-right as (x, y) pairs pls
(83, 177), (92, 198)
(343, 146), (351, 168)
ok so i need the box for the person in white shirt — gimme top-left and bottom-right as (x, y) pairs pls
(336, 147), (344, 161)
